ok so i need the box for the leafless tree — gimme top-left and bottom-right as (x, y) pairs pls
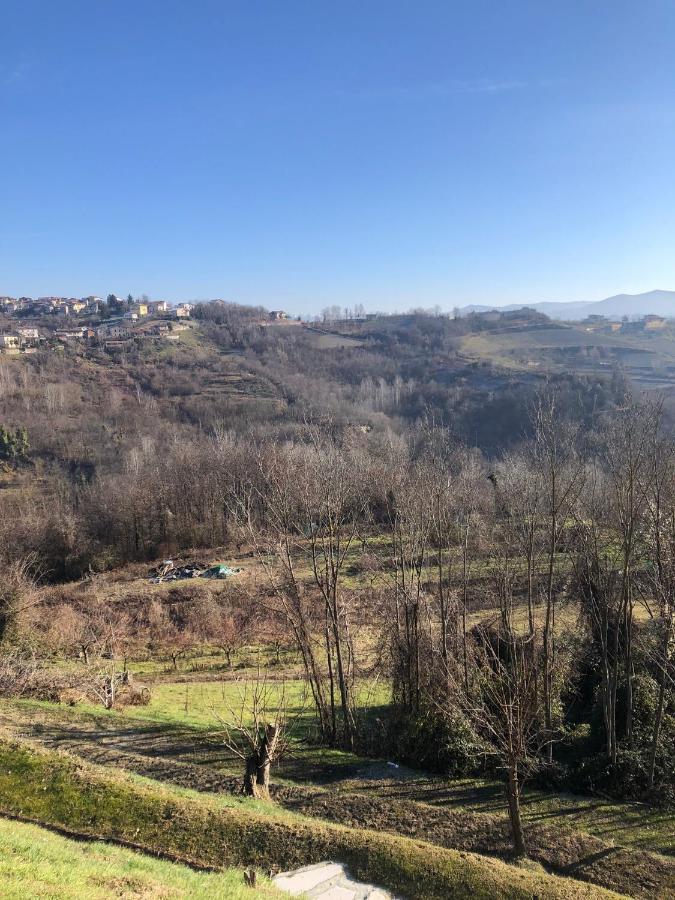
(600, 399), (655, 748)
(215, 674), (296, 799)
(242, 429), (369, 750)
(640, 423), (675, 787)
(385, 458), (434, 713)
(455, 558), (546, 858)
(531, 391), (585, 761)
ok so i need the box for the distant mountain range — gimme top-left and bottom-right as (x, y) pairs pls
(458, 290), (675, 321)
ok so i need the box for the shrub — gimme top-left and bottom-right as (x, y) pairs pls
(387, 704), (485, 777)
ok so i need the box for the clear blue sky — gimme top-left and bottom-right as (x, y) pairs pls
(3, 1), (675, 315)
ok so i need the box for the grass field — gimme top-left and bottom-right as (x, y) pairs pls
(6, 696), (673, 856)
(0, 737), (623, 900)
(359, 774), (675, 856)
(134, 677), (389, 731)
(0, 817), (279, 899)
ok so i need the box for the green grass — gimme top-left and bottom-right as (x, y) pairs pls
(53, 678), (317, 734)
(7, 695), (372, 784)
(366, 774), (675, 856)
(0, 817), (280, 899)
(49, 674), (390, 739)
(0, 737), (621, 899)
(9, 694), (672, 857)
(122, 678), (314, 730)
(509, 789), (675, 854)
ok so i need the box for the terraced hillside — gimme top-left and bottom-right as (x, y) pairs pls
(460, 321), (675, 388)
(0, 704), (675, 898)
(0, 722), (640, 899)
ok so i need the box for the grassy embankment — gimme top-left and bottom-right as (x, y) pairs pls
(0, 736), (622, 900)
(4, 694), (674, 896)
(0, 816), (279, 899)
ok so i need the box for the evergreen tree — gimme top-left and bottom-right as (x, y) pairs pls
(0, 425), (29, 463)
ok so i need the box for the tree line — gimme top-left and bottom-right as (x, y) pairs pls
(220, 393), (674, 855)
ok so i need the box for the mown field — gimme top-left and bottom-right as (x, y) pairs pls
(0, 817), (280, 899)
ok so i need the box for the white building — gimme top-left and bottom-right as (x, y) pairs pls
(17, 327), (40, 342)
(96, 320), (130, 339)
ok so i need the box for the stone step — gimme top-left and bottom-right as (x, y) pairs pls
(273, 861), (395, 899)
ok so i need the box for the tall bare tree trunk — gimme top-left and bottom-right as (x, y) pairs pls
(462, 524), (469, 691)
(506, 762), (527, 857)
(648, 614), (672, 788)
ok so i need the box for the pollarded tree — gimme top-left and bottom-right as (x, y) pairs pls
(217, 674), (293, 799)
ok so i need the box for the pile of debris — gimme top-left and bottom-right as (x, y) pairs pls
(148, 559), (242, 583)
(148, 560), (202, 582)
(202, 563), (241, 579)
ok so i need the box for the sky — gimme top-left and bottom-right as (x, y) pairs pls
(3, 1), (675, 316)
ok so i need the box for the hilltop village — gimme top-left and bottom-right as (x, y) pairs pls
(0, 293), (301, 352)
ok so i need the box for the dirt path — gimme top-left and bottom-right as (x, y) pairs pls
(2, 704), (673, 900)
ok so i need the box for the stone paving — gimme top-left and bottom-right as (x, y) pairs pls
(273, 861), (395, 899)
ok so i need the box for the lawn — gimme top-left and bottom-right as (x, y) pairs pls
(0, 817), (279, 899)
(52, 675), (391, 746)
(123, 677), (316, 730)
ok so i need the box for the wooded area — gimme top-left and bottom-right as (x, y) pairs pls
(1, 307), (674, 861)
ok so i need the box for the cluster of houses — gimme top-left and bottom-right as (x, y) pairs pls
(0, 295), (103, 317)
(0, 295), (193, 320)
(581, 313), (670, 334)
(0, 295), (196, 354)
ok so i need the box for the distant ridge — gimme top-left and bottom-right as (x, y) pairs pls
(457, 290), (675, 321)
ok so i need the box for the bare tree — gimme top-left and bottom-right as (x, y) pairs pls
(243, 430), (369, 750)
(241, 441), (334, 743)
(0, 558), (38, 647)
(493, 449), (544, 636)
(385, 459), (434, 713)
(457, 563), (545, 858)
(600, 400), (654, 748)
(641, 425), (675, 787)
(531, 391), (584, 761)
(216, 675), (295, 799)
